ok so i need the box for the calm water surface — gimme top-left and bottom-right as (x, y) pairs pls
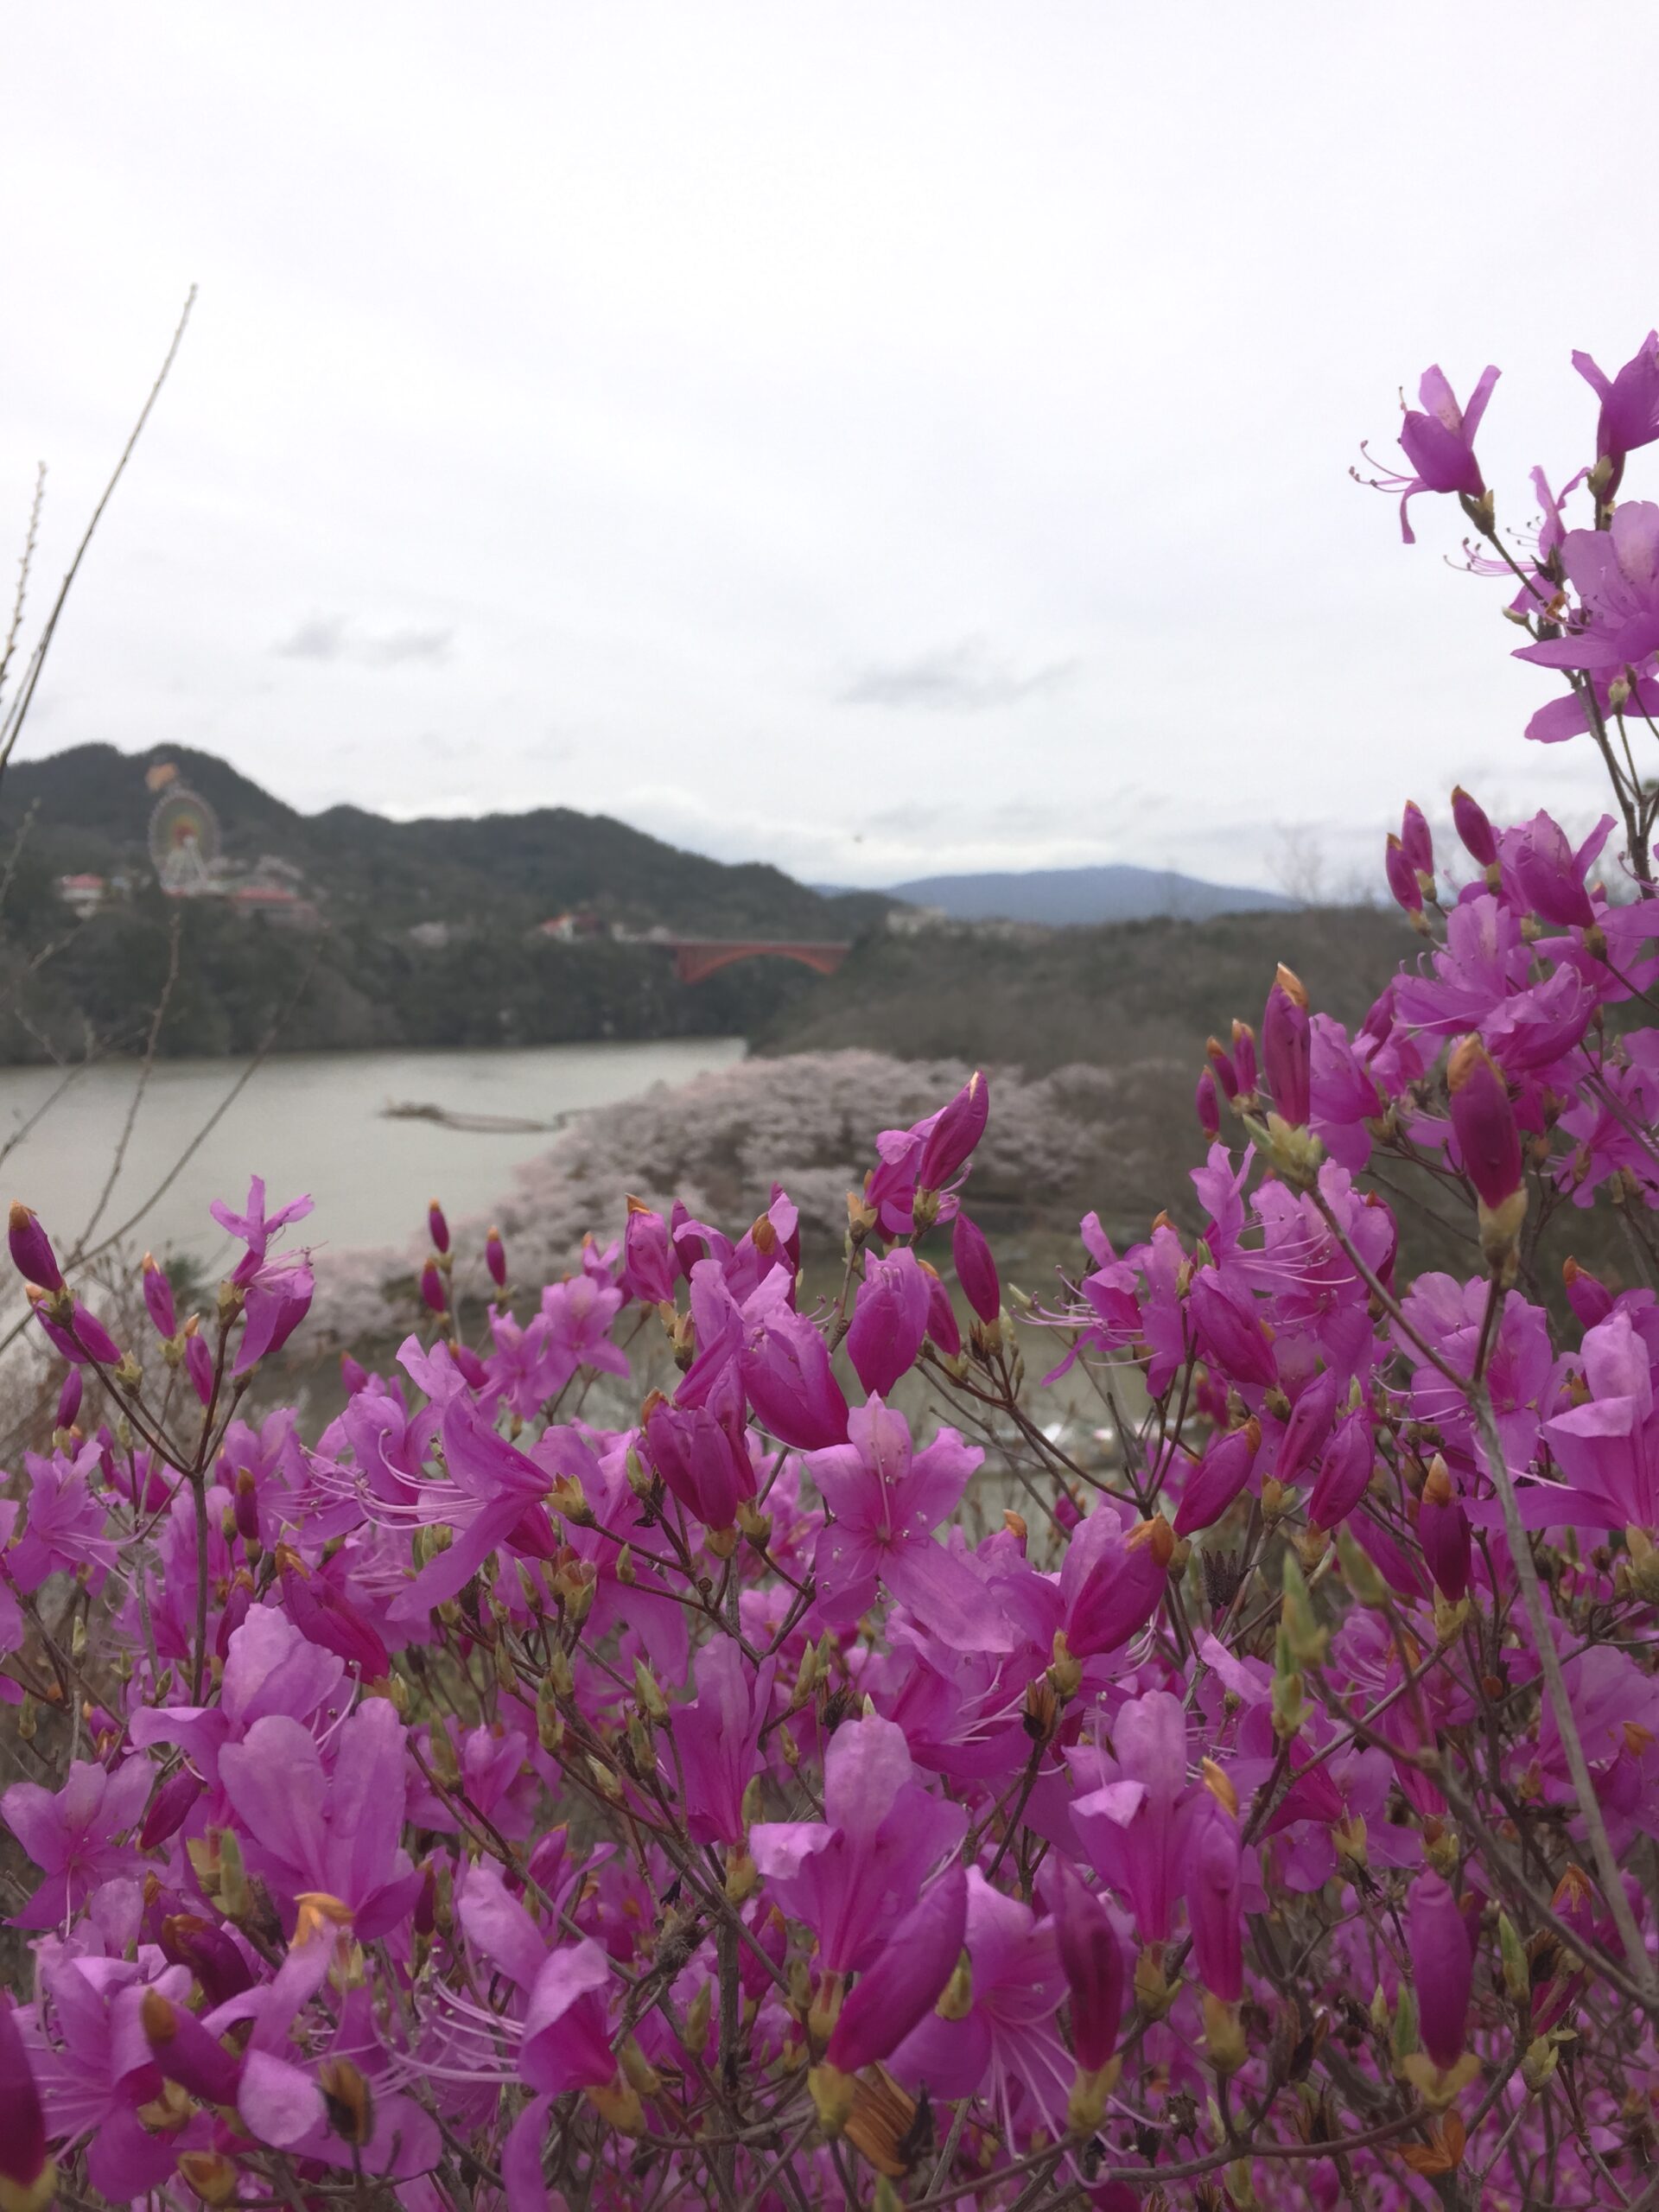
(0, 1039), (745, 1263)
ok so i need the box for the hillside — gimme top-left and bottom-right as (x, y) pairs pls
(757, 900), (1409, 1072)
(0, 745), (892, 1063)
(885, 861), (1294, 925)
(0, 744), (890, 938)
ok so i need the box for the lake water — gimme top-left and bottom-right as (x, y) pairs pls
(0, 1039), (746, 1265)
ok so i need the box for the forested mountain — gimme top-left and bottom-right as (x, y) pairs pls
(0, 745), (889, 1062)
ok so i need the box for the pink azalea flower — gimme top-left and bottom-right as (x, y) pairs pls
(749, 1715), (965, 1973)
(2, 1758), (150, 1928)
(808, 1398), (1007, 1649)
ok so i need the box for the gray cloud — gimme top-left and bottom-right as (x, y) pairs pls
(836, 639), (1077, 714)
(275, 617), (454, 667)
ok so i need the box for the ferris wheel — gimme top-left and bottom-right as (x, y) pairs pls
(148, 785), (222, 896)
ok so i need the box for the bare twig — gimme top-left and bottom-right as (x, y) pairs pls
(0, 286), (196, 777)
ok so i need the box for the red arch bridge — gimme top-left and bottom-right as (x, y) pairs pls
(660, 938), (852, 985)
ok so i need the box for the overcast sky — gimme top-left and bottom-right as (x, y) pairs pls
(3, 3), (1655, 893)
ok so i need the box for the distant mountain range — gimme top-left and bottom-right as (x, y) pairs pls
(879, 864), (1295, 926)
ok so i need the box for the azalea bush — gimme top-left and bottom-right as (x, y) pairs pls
(9, 341), (1659, 2212)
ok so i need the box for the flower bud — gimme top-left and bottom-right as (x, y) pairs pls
(486, 1224), (508, 1287)
(142, 1252), (177, 1338)
(54, 1369), (82, 1433)
(427, 1199), (450, 1254)
(419, 1258), (448, 1314)
(1262, 969), (1311, 1129)
(1173, 1420), (1259, 1538)
(1447, 1033), (1528, 1269)
(952, 1211), (1001, 1325)
(1408, 1872), (1473, 2071)
(1306, 1412), (1373, 1531)
(1205, 1037), (1239, 1102)
(1275, 1369), (1340, 1489)
(140, 1986), (241, 2104)
(917, 1071), (988, 1193)
(1563, 1255), (1613, 1329)
(184, 1325), (213, 1406)
(623, 1197), (677, 1306)
(1384, 833), (1425, 919)
(1514, 810), (1596, 929)
(848, 1248), (931, 1395)
(1418, 1454), (1472, 1601)
(1451, 785), (1497, 869)
(1055, 1863), (1123, 2071)
(1400, 800), (1433, 887)
(1195, 1067), (1221, 1137)
(918, 1261), (961, 1357)
(7, 1202), (62, 1293)
(141, 1765), (205, 1849)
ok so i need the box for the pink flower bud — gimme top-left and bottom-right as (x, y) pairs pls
(1563, 1256), (1613, 1329)
(741, 1308), (849, 1450)
(1400, 800), (1433, 881)
(340, 1351), (369, 1395)
(214, 1574), (252, 1658)
(233, 1468), (260, 1545)
(1452, 784), (1497, 868)
(1384, 832), (1424, 916)
(952, 1213), (1001, 1325)
(8, 1201), (62, 1291)
(623, 1198), (677, 1306)
(158, 1914), (252, 2006)
(1262, 969), (1311, 1129)
(30, 1288), (122, 1367)
(1055, 1864), (1124, 2069)
(140, 1764), (205, 1849)
(54, 1370), (81, 1432)
(1066, 1516), (1173, 1657)
(848, 1247), (931, 1395)
(140, 1986), (242, 2106)
(824, 1867), (968, 2073)
(1275, 1370), (1340, 1488)
(486, 1225), (508, 1288)
(1191, 1812), (1243, 2003)
(1306, 1412), (1373, 1530)
(1447, 1035), (1523, 1211)
(920, 1262), (961, 1357)
(0, 1994), (51, 2209)
(1513, 810), (1597, 929)
(1173, 1420), (1259, 1538)
(453, 1343), (489, 1389)
(1195, 1068), (1221, 1138)
(1205, 1038), (1239, 1102)
(1189, 1268), (1278, 1390)
(1418, 1456), (1472, 1601)
(280, 1560), (391, 1678)
(185, 1328), (213, 1406)
(1408, 1871), (1473, 2069)
(647, 1391), (756, 1531)
(428, 1198), (450, 1254)
(142, 1252), (176, 1338)
(1230, 1020), (1258, 1096)
(917, 1071), (988, 1192)
(420, 1258), (448, 1314)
